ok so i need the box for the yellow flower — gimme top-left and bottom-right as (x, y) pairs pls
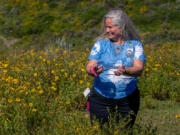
(15, 98), (21, 102)
(55, 76), (59, 81)
(155, 64), (160, 67)
(12, 79), (19, 84)
(72, 74), (76, 78)
(86, 82), (91, 87)
(8, 99), (13, 103)
(64, 73), (68, 78)
(3, 70), (7, 74)
(4, 64), (8, 68)
(34, 73), (37, 77)
(51, 86), (57, 91)
(39, 90), (44, 94)
(43, 59), (46, 62)
(51, 70), (55, 74)
(79, 80), (83, 85)
(63, 50), (67, 55)
(29, 103), (33, 107)
(47, 60), (50, 64)
(61, 69), (64, 72)
(55, 49), (59, 53)
(32, 108), (37, 112)
(31, 88), (36, 92)
(81, 68), (85, 72)
(66, 101), (70, 105)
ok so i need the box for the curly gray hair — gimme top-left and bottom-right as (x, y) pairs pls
(96, 9), (141, 41)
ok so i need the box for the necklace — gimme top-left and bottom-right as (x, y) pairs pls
(113, 44), (124, 56)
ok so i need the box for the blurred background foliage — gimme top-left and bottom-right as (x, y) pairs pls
(0, 0), (179, 49)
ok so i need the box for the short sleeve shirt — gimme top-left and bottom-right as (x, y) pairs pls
(88, 39), (146, 99)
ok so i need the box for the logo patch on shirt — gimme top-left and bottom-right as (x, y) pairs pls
(126, 50), (133, 57)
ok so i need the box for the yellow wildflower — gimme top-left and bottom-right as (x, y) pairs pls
(12, 79), (19, 84)
(34, 73), (37, 77)
(51, 86), (57, 91)
(86, 82), (91, 87)
(81, 68), (85, 72)
(8, 99), (13, 103)
(16, 98), (21, 102)
(3, 70), (7, 74)
(51, 70), (55, 74)
(79, 80), (83, 85)
(39, 90), (44, 94)
(66, 101), (70, 105)
(29, 103), (33, 107)
(32, 108), (37, 112)
(55, 76), (59, 81)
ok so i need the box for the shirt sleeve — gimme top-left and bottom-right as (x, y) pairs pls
(134, 41), (146, 61)
(88, 40), (102, 60)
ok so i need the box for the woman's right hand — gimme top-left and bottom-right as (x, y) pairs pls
(86, 60), (104, 77)
(91, 64), (104, 76)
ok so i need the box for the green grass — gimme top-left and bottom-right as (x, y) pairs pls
(137, 97), (180, 135)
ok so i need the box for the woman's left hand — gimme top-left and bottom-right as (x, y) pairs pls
(114, 65), (126, 76)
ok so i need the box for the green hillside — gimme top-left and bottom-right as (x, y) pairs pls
(0, 0), (179, 49)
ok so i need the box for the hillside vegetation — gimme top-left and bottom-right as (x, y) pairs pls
(0, 0), (179, 49)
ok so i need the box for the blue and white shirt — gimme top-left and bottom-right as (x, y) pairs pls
(88, 39), (146, 99)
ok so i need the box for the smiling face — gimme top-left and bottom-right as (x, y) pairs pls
(105, 18), (122, 43)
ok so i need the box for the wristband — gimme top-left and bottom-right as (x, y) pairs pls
(90, 66), (98, 77)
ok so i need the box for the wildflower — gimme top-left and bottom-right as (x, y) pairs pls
(72, 74), (76, 78)
(12, 79), (19, 84)
(8, 99), (13, 103)
(29, 103), (33, 107)
(81, 68), (85, 72)
(51, 70), (55, 74)
(61, 69), (64, 72)
(55, 76), (59, 81)
(55, 49), (59, 53)
(43, 59), (46, 62)
(64, 73), (68, 78)
(47, 60), (50, 64)
(31, 88), (36, 92)
(79, 80), (83, 85)
(86, 82), (91, 87)
(145, 68), (149, 72)
(32, 108), (37, 112)
(51, 86), (57, 91)
(39, 90), (44, 94)
(16, 98), (21, 102)
(3, 70), (7, 74)
(63, 50), (67, 55)
(176, 115), (180, 118)
(66, 101), (70, 105)
(155, 64), (160, 67)
(4, 64), (8, 68)
(34, 73), (37, 77)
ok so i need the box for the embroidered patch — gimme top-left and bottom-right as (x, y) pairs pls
(126, 50), (133, 57)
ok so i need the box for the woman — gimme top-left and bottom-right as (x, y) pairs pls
(86, 9), (146, 128)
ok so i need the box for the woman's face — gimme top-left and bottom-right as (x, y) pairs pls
(105, 18), (122, 42)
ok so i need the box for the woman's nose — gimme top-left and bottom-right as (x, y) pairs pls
(106, 28), (110, 33)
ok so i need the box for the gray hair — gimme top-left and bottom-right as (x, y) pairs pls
(96, 9), (141, 41)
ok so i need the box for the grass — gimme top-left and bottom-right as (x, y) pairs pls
(137, 97), (180, 135)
